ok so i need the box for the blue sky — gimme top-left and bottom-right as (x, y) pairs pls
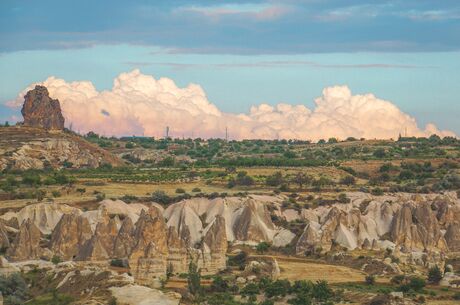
(1, 0), (459, 134)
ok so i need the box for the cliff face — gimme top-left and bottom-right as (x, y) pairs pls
(21, 85), (65, 131)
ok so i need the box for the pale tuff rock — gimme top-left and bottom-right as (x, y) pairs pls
(109, 284), (180, 305)
(129, 207), (169, 285)
(166, 227), (187, 274)
(233, 199), (276, 242)
(92, 208), (119, 257)
(390, 202), (447, 251)
(295, 192), (460, 253)
(98, 199), (151, 224)
(76, 235), (109, 261)
(0, 256), (20, 275)
(200, 215), (228, 273)
(164, 195), (289, 246)
(50, 212), (92, 260)
(12, 202), (80, 234)
(7, 219), (43, 261)
(113, 217), (136, 258)
(445, 223), (460, 251)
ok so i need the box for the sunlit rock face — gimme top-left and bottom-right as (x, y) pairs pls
(21, 85), (65, 131)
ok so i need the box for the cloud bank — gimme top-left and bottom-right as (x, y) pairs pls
(7, 70), (456, 141)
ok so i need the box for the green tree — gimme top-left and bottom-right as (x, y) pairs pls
(187, 262), (202, 297)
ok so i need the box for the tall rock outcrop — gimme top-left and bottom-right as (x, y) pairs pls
(166, 227), (188, 274)
(7, 220), (43, 261)
(50, 212), (92, 260)
(129, 208), (169, 286)
(233, 199), (275, 242)
(21, 85), (65, 130)
(113, 217), (136, 258)
(199, 215), (228, 273)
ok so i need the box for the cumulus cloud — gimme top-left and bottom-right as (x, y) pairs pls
(7, 70), (456, 141)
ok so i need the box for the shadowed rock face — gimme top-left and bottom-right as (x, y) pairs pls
(21, 85), (65, 130)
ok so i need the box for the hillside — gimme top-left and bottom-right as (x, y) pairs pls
(0, 126), (122, 170)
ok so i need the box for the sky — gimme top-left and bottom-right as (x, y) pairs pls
(0, 0), (459, 138)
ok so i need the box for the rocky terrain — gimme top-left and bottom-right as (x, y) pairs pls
(0, 126), (122, 170)
(0, 192), (459, 304)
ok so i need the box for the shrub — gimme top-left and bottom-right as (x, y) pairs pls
(52, 190), (61, 198)
(192, 187), (201, 192)
(340, 175), (356, 186)
(427, 266), (443, 285)
(175, 188), (186, 194)
(151, 190), (171, 204)
(95, 193), (106, 202)
(338, 193), (350, 204)
(0, 273), (29, 304)
(390, 274), (406, 285)
(371, 188), (384, 196)
(110, 259), (126, 268)
(256, 242), (270, 254)
(210, 276), (229, 292)
(365, 275), (376, 285)
(51, 255), (61, 265)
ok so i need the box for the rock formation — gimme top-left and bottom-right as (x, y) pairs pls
(129, 208), (169, 286)
(445, 223), (460, 251)
(50, 212), (92, 260)
(113, 217), (136, 258)
(7, 219), (43, 261)
(21, 85), (65, 130)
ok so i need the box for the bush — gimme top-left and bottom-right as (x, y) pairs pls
(371, 188), (384, 196)
(256, 242), (270, 254)
(340, 175), (356, 186)
(51, 255), (61, 265)
(0, 273), (29, 305)
(151, 190), (171, 204)
(175, 188), (186, 194)
(427, 266), (443, 285)
(365, 275), (376, 285)
(391, 275), (405, 285)
(110, 259), (127, 268)
(192, 187), (201, 192)
(338, 193), (350, 204)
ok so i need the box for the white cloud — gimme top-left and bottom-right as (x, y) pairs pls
(8, 69), (456, 141)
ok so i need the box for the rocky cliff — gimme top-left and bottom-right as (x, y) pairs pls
(21, 85), (65, 130)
